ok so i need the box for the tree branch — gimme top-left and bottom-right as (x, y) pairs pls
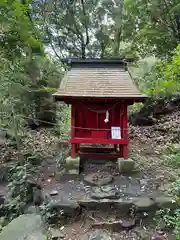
(80, 0), (89, 46)
(163, 0), (179, 42)
(45, 23), (62, 59)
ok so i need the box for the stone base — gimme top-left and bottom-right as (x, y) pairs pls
(117, 158), (135, 173)
(65, 156), (80, 174)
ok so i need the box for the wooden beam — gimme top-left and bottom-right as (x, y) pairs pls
(70, 137), (128, 144)
(80, 152), (120, 159)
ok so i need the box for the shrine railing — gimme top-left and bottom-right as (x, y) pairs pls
(71, 127), (128, 144)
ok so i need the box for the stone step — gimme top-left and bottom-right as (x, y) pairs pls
(78, 196), (177, 213)
(44, 195), (178, 224)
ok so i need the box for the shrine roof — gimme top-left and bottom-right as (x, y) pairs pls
(53, 59), (147, 101)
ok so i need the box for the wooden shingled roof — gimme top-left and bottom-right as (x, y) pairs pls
(53, 59), (147, 101)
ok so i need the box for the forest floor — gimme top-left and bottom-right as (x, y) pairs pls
(0, 108), (180, 239)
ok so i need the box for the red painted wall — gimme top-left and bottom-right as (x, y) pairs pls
(74, 103), (125, 139)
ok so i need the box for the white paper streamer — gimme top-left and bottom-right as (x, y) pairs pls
(104, 110), (109, 123)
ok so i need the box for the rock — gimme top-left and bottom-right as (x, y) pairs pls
(78, 198), (133, 214)
(153, 196), (177, 209)
(26, 180), (42, 203)
(140, 179), (148, 186)
(117, 158), (135, 173)
(91, 186), (120, 200)
(158, 183), (171, 193)
(134, 212), (149, 224)
(121, 218), (136, 229)
(50, 190), (58, 196)
(78, 198), (119, 211)
(84, 172), (113, 186)
(157, 231), (165, 235)
(24, 205), (37, 214)
(114, 199), (134, 215)
(134, 227), (149, 239)
(78, 199), (102, 210)
(47, 199), (81, 218)
(151, 232), (167, 240)
(133, 197), (156, 212)
(0, 214), (47, 240)
(47, 166), (57, 177)
(0, 217), (6, 228)
(84, 230), (112, 240)
(0, 193), (5, 205)
(68, 169), (79, 174)
(50, 228), (65, 239)
(32, 186), (43, 207)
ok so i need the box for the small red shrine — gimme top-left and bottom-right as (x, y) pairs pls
(53, 59), (147, 160)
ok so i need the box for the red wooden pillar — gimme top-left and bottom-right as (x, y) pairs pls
(71, 104), (77, 158)
(112, 107), (117, 152)
(119, 104), (123, 157)
(122, 104), (128, 159)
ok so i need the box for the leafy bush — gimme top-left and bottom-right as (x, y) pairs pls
(155, 208), (180, 239)
(164, 144), (180, 168)
(146, 44), (180, 98)
(155, 144), (180, 239)
(0, 164), (33, 223)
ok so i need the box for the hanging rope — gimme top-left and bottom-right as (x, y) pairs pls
(71, 125), (128, 131)
(80, 101), (125, 125)
(80, 101), (119, 113)
(71, 104), (126, 131)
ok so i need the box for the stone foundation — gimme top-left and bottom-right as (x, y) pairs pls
(65, 156), (80, 174)
(117, 158), (135, 173)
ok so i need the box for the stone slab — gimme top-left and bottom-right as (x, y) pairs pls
(133, 197), (156, 212)
(84, 172), (113, 186)
(0, 214), (47, 240)
(78, 198), (133, 213)
(83, 230), (112, 240)
(91, 186), (120, 200)
(47, 198), (81, 217)
(153, 196), (177, 209)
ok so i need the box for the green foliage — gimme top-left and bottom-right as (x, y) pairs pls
(131, 43), (180, 103)
(0, 0), (43, 56)
(0, 0), (63, 227)
(169, 180), (180, 198)
(164, 144), (180, 168)
(52, 104), (70, 138)
(155, 208), (180, 239)
(24, 149), (44, 165)
(124, 0), (180, 57)
(33, 0), (130, 58)
(154, 144), (180, 239)
(1, 164), (32, 223)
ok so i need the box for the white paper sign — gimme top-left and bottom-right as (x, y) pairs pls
(111, 127), (121, 139)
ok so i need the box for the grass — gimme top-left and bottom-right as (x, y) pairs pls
(164, 144), (180, 168)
